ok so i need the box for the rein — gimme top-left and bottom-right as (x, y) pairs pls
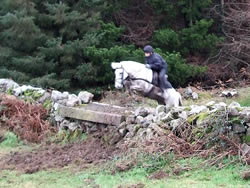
(125, 77), (152, 84)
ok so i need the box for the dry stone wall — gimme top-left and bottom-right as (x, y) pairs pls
(0, 79), (250, 146)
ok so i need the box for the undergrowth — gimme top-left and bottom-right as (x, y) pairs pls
(50, 129), (87, 144)
(0, 131), (20, 148)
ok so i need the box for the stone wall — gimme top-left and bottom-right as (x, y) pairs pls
(0, 79), (249, 146)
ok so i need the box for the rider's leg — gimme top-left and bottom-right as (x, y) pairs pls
(159, 69), (173, 89)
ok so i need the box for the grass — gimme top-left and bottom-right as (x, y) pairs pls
(0, 87), (249, 187)
(238, 94), (250, 107)
(0, 131), (37, 158)
(0, 131), (20, 148)
(49, 129), (87, 144)
(0, 157), (249, 188)
(183, 87), (250, 107)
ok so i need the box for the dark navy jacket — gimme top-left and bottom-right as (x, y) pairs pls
(145, 53), (167, 72)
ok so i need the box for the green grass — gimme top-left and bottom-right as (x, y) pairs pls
(0, 156), (249, 188)
(0, 131), (20, 148)
(238, 95), (250, 107)
(183, 87), (250, 107)
(49, 129), (87, 144)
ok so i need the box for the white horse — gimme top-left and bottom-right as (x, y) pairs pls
(111, 61), (182, 107)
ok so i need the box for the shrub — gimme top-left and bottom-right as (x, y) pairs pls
(153, 29), (181, 52)
(180, 19), (223, 55)
(156, 49), (207, 87)
(0, 131), (19, 147)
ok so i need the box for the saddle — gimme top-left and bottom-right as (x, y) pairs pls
(152, 72), (160, 87)
(152, 71), (171, 89)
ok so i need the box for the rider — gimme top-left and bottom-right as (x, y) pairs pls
(143, 45), (172, 91)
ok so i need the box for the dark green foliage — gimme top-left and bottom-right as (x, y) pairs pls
(95, 22), (124, 48)
(80, 45), (144, 87)
(180, 19), (223, 55)
(153, 29), (181, 53)
(153, 19), (223, 56)
(155, 49), (207, 86)
(177, 0), (213, 26)
(0, 0), (222, 91)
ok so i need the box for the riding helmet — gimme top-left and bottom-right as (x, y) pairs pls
(143, 45), (154, 53)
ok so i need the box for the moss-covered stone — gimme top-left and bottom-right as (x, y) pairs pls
(196, 112), (210, 126)
(187, 114), (197, 124)
(242, 135), (250, 144)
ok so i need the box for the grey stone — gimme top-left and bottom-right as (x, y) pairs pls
(84, 102), (126, 114)
(189, 105), (209, 115)
(62, 91), (69, 99)
(66, 94), (80, 107)
(247, 128), (250, 136)
(13, 85), (45, 96)
(68, 122), (80, 131)
(59, 120), (70, 130)
(239, 108), (250, 122)
(159, 111), (173, 122)
(78, 91), (94, 104)
(126, 124), (138, 137)
(178, 111), (188, 120)
(221, 89), (238, 97)
(58, 105), (125, 126)
(228, 107), (240, 117)
(137, 129), (147, 139)
(233, 124), (246, 134)
(134, 107), (149, 117)
(109, 132), (123, 145)
(149, 123), (167, 136)
(136, 116), (145, 124)
(57, 99), (68, 106)
(240, 144), (250, 156)
(145, 114), (154, 123)
(169, 119), (183, 130)
(213, 102), (227, 111)
(192, 92), (199, 100)
(126, 115), (136, 124)
(206, 101), (216, 107)
(54, 115), (64, 122)
(38, 92), (51, 103)
(118, 121), (127, 129)
(146, 128), (154, 140)
(228, 101), (241, 108)
(0, 79), (19, 92)
(85, 122), (95, 128)
(119, 128), (128, 137)
(51, 90), (68, 102)
(184, 87), (193, 97)
(53, 103), (61, 111)
(87, 125), (98, 133)
(155, 105), (167, 115)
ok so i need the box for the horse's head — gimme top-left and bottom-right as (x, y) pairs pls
(111, 62), (128, 89)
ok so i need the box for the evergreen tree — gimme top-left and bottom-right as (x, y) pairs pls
(0, 0), (223, 91)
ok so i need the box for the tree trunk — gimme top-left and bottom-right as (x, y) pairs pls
(221, 0), (224, 8)
(189, 0), (193, 26)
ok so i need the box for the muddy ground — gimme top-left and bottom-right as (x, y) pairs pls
(0, 86), (249, 175)
(0, 133), (120, 174)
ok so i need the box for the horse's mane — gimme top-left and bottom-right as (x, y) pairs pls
(120, 61), (153, 83)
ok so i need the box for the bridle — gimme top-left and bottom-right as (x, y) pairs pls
(114, 68), (125, 87)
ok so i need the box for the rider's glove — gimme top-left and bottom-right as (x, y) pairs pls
(145, 64), (151, 69)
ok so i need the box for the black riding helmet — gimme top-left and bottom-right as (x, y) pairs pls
(143, 45), (154, 53)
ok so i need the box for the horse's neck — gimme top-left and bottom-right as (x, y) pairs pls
(120, 61), (153, 82)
